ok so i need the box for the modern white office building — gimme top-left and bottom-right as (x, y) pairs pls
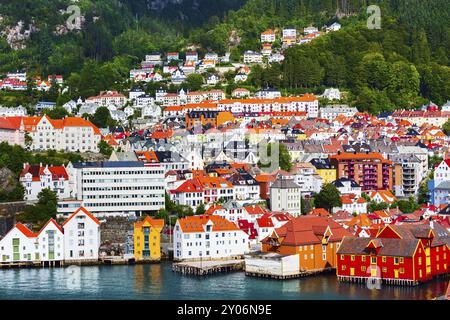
(67, 161), (166, 217)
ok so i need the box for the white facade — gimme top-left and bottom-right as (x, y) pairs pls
(243, 51), (263, 64)
(28, 115), (101, 152)
(245, 253), (300, 277)
(86, 91), (128, 107)
(20, 163), (71, 201)
(269, 179), (301, 216)
(62, 207), (100, 261)
(129, 89), (145, 101)
(0, 106), (27, 117)
(69, 161), (166, 217)
(283, 28), (297, 38)
(255, 89), (281, 99)
(218, 95), (319, 118)
(434, 160), (450, 185)
(322, 88), (341, 101)
(36, 219), (65, 262)
(0, 223), (38, 263)
(173, 216), (249, 261)
(0, 220), (64, 264)
(320, 105), (358, 121)
(261, 31), (276, 43)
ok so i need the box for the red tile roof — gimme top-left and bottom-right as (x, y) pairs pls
(15, 223), (37, 238)
(177, 215), (240, 233)
(263, 216), (351, 246)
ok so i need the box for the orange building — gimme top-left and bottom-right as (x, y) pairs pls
(329, 152), (393, 191)
(261, 216), (351, 272)
(185, 110), (234, 129)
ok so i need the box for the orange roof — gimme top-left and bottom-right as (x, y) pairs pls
(164, 105), (184, 112)
(261, 29), (275, 35)
(11, 116), (101, 135)
(135, 151), (159, 163)
(62, 207), (100, 227)
(255, 174), (276, 183)
(197, 176), (233, 189)
(174, 179), (204, 193)
(309, 208), (330, 217)
(15, 223), (37, 238)
(330, 152), (392, 164)
(244, 205), (269, 216)
(205, 204), (224, 215)
(263, 216), (351, 246)
(369, 190), (396, 204)
(373, 210), (390, 218)
(219, 95), (317, 105)
(177, 215), (240, 233)
(346, 214), (373, 228)
(135, 216), (164, 229)
(150, 129), (173, 139)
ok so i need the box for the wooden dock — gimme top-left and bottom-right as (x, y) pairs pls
(337, 275), (419, 286)
(245, 268), (334, 280)
(172, 259), (244, 276)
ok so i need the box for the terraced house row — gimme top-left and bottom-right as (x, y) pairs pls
(0, 207), (100, 266)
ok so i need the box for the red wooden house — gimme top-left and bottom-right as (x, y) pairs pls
(336, 223), (450, 285)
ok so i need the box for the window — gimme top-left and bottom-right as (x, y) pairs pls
(371, 257), (376, 264)
(362, 266), (366, 272)
(340, 255), (344, 260)
(361, 256), (366, 262)
(351, 255), (355, 261)
(382, 256), (386, 263)
(394, 257), (399, 265)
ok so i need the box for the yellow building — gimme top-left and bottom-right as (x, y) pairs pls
(310, 158), (336, 184)
(134, 216), (165, 261)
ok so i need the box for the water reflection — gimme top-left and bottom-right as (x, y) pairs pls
(0, 263), (447, 300)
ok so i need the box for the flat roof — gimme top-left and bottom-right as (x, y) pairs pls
(72, 161), (146, 168)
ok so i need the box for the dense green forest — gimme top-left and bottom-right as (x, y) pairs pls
(0, 0), (449, 112)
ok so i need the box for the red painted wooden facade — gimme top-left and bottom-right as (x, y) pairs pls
(336, 224), (450, 284)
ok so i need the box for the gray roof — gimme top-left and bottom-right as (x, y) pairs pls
(112, 152), (138, 161)
(435, 181), (450, 190)
(337, 237), (419, 257)
(270, 179), (300, 189)
(73, 161), (145, 168)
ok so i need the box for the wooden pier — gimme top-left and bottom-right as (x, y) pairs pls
(172, 259), (244, 276)
(245, 268), (334, 280)
(337, 275), (419, 286)
(338, 273), (450, 287)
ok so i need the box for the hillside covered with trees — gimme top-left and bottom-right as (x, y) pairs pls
(0, 0), (448, 113)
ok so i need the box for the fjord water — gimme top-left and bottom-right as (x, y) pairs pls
(0, 262), (447, 300)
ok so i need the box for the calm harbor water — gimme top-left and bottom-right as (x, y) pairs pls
(0, 262), (447, 300)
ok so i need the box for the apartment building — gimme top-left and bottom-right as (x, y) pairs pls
(330, 152), (393, 191)
(218, 95), (319, 118)
(269, 178), (301, 217)
(389, 154), (424, 197)
(173, 215), (249, 261)
(86, 90), (128, 107)
(16, 115), (102, 152)
(63, 207), (101, 262)
(68, 161), (166, 217)
(20, 163), (71, 200)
